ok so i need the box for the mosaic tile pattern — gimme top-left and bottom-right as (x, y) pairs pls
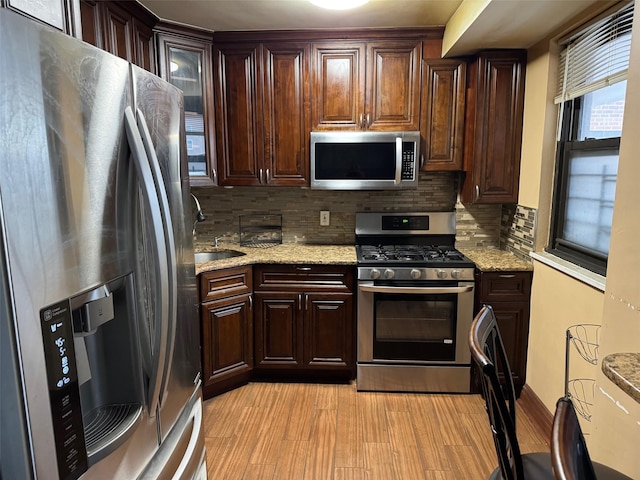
(500, 204), (537, 262)
(191, 172), (503, 247)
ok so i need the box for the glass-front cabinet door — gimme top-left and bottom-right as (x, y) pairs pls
(156, 25), (216, 185)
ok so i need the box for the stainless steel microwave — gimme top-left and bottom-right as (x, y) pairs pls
(310, 131), (421, 190)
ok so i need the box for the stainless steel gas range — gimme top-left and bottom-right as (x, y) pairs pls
(355, 212), (475, 393)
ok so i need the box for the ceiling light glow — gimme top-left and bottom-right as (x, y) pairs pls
(310, 0), (369, 10)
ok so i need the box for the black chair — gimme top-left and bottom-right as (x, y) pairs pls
(469, 305), (554, 480)
(551, 396), (633, 480)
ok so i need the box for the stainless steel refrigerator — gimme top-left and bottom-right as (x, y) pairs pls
(0, 9), (206, 480)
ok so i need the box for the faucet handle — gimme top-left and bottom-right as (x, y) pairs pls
(214, 236), (222, 248)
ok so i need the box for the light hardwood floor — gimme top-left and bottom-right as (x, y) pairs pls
(202, 382), (548, 479)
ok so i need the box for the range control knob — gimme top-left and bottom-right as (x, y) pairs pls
(451, 269), (461, 279)
(383, 268), (395, 280)
(410, 269), (422, 280)
(370, 268), (381, 280)
(436, 269), (448, 279)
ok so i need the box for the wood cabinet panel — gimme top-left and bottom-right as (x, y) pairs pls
(262, 42), (310, 185)
(312, 39), (421, 131)
(201, 294), (253, 385)
(215, 42), (263, 186)
(366, 41), (421, 131)
(215, 40), (309, 186)
(253, 265), (355, 377)
(199, 266), (253, 398)
(79, 0), (157, 72)
(311, 43), (365, 130)
(421, 59), (466, 170)
(156, 25), (216, 185)
(462, 50), (526, 204)
(304, 293), (353, 369)
(254, 292), (303, 368)
(474, 269), (532, 397)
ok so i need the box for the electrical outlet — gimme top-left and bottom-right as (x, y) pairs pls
(320, 210), (330, 226)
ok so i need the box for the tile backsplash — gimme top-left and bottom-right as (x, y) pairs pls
(191, 171), (502, 247)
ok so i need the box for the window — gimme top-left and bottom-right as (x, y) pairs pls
(548, 2), (633, 276)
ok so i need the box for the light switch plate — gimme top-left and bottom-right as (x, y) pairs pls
(320, 210), (330, 226)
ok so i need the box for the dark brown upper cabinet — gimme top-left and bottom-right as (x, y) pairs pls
(214, 39), (310, 186)
(79, 0), (157, 72)
(156, 23), (217, 186)
(461, 50), (526, 204)
(312, 39), (421, 131)
(421, 58), (466, 171)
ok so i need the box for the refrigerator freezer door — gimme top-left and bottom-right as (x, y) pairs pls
(0, 10), (159, 479)
(131, 65), (202, 442)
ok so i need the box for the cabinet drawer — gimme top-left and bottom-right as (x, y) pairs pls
(254, 265), (353, 292)
(478, 271), (532, 302)
(200, 266), (252, 302)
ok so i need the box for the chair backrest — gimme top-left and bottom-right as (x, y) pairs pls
(551, 396), (597, 480)
(469, 305), (523, 480)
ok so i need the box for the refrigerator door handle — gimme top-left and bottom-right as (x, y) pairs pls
(135, 108), (178, 409)
(124, 107), (169, 418)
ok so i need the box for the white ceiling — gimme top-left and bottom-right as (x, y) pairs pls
(139, 0), (606, 56)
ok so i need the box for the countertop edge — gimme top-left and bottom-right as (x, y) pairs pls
(601, 352), (640, 405)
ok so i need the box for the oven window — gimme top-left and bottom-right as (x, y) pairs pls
(373, 293), (457, 361)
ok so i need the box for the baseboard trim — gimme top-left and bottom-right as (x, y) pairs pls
(517, 384), (553, 443)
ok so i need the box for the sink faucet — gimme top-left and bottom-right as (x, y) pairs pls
(191, 193), (205, 236)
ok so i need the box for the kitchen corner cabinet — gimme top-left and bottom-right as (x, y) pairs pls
(420, 58), (466, 170)
(474, 270), (532, 397)
(311, 39), (421, 131)
(213, 40), (310, 186)
(79, 0), (157, 72)
(156, 23), (217, 186)
(461, 50), (526, 204)
(253, 265), (355, 378)
(199, 267), (253, 399)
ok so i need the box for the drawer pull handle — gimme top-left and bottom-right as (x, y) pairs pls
(297, 267), (311, 271)
(499, 274), (516, 279)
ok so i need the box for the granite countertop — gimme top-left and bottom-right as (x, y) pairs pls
(195, 242), (357, 275)
(458, 247), (533, 272)
(601, 352), (640, 404)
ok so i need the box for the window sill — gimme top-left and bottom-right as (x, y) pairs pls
(530, 251), (606, 292)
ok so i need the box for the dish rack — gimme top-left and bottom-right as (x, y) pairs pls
(239, 214), (282, 248)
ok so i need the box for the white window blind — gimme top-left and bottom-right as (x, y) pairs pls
(555, 1), (634, 104)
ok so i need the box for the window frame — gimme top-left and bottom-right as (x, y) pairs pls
(547, 96), (621, 276)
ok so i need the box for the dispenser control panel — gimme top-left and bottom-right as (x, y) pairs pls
(41, 300), (88, 480)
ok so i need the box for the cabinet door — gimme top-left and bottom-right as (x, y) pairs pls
(201, 294), (253, 397)
(262, 42), (310, 186)
(366, 40), (421, 131)
(157, 29), (216, 185)
(311, 42), (365, 130)
(421, 59), (466, 170)
(462, 50), (526, 204)
(101, 1), (132, 61)
(303, 293), (353, 370)
(215, 42), (264, 185)
(491, 301), (530, 395)
(254, 292), (303, 368)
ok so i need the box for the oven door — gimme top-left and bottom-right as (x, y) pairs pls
(357, 281), (474, 365)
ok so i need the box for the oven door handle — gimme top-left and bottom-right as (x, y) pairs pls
(358, 285), (473, 295)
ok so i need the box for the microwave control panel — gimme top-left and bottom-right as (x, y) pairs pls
(402, 142), (415, 180)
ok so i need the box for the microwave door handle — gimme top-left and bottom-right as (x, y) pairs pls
(135, 108), (178, 409)
(124, 107), (169, 418)
(359, 285), (474, 295)
(395, 137), (402, 185)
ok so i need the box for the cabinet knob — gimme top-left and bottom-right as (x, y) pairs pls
(366, 113), (370, 128)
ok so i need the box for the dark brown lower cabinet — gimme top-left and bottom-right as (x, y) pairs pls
(200, 266), (253, 399)
(253, 265), (355, 379)
(472, 270), (533, 397)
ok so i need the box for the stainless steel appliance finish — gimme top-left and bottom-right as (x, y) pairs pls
(0, 10), (205, 480)
(355, 212), (475, 393)
(310, 131), (420, 190)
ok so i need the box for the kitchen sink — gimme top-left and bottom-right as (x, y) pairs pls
(194, 250), (246, 263)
